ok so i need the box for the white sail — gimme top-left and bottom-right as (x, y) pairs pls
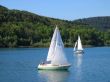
(46, 26), (57, 61)
(74, 41), (77, 51)
(77, 36), (83, 50)
(51, 28), (69, 65)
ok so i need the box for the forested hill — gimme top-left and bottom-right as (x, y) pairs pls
(0, 5), (110, 47)
(0, 5), (72, 28)
(74, 16), (110, 30)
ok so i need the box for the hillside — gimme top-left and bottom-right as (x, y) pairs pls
(0, 5), (110, 47)
(74, 16), (110, 30)
(0, 5), (73, 28)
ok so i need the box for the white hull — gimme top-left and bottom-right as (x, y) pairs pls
(74, 50), (84, 54)
(38, 64), (71, 70)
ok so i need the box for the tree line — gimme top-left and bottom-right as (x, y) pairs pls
(0, 5), (110, 47)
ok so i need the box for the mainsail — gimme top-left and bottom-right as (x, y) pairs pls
(77, 36), (83, 51)
(46, 27), (57, 61)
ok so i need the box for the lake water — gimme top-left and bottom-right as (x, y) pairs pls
(0, 47), (110, 82)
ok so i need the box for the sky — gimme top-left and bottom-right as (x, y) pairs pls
(0, 0), (110, 20)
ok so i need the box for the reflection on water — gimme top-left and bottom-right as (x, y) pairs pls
(75, 54), (83, 68)
(74, 53), (83, 81)
(38, 70), (70, 82)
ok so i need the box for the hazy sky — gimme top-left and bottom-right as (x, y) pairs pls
(0, 0), (110, 20)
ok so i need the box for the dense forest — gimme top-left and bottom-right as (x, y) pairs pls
(74, 17), (110, 30)
(0, 5), (110, 48)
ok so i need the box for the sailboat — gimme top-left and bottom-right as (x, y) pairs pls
(74, 35), (84, 54)
(38, 26), (71, 70)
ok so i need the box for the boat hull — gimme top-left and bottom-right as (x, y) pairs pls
(74, 50), (84, 54)
(38, 64), (71, 70)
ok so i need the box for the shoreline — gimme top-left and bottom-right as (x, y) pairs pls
(0, 45), (109, 48)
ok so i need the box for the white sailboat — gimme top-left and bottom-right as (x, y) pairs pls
(38, 26), (71, 70)
(74, 35), (84, 54)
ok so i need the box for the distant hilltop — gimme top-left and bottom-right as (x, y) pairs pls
(0, 5), (110, 47)
(74, 16), (110, 30)
(1, 5), (110, 30)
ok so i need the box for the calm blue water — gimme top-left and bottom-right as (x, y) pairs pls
(0, 47), (110, 82)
